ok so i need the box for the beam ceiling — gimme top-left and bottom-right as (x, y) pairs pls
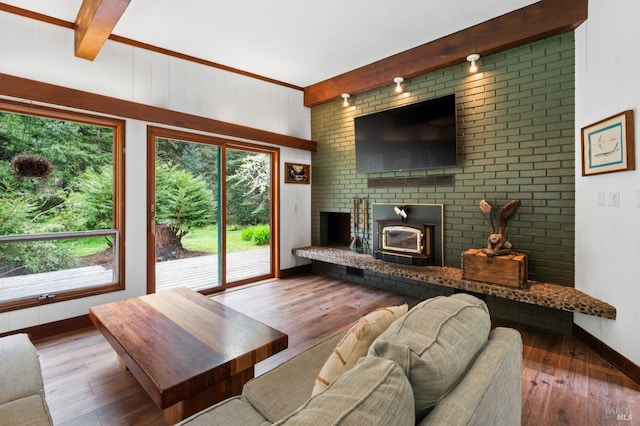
(74, 0), (130, 60)
(303, 0), (588, 107)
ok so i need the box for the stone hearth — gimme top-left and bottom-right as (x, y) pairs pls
(292, 246), (616, 320)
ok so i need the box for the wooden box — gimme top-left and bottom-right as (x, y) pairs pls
(461, 248), (528, 288)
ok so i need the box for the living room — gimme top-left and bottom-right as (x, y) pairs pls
(0, 0), (639, 424)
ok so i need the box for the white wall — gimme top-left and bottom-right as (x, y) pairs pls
(0, 13), (311, 333)
(574, 0), (640, 365)
(279, 148), (312, 269)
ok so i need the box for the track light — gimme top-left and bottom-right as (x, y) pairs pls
(466, 54), (480, 73)
(393, 77), (404, 93)
(341, 93), (350, 107)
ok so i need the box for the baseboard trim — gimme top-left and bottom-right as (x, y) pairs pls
(0, 314), (92, 342)
(573, 323), (640, 385)
(280, 263), (312, 278)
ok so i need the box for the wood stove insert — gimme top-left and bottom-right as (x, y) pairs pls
(376, 221), (436, 266)
(372, 203), (444, 266)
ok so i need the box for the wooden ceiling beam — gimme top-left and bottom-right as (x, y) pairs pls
(303, 0), (588, 107)
(74, 0), (131, 60)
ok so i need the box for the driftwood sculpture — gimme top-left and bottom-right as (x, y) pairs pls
(479, 199), (520, 256)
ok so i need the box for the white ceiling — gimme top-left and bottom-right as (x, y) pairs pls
(6, 0), (538, 87)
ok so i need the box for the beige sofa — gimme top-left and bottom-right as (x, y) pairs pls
(0, 333), (53, 426)
(179, 293), (523, 425)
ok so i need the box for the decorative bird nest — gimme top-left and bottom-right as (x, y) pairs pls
(10, 153), (53, 179)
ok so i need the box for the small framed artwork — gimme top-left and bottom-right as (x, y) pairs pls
(285, 162), (311, 184)
(581, 110), (635, 176)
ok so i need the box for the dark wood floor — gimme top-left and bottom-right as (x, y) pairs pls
(34, 274), (640, 425)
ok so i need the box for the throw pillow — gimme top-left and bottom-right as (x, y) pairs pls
(277, 357), (415, 426)
(311, 303), (408, 396)
(368, 293), (491, 420)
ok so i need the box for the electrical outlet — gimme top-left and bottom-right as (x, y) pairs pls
(608, 191), (620, 207)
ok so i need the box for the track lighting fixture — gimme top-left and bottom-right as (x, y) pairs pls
(341, 93), (350, 107)
(466, 54), (480, 73)
(393, 77), (404, 93)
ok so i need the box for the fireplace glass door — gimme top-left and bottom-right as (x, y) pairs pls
(382, 226), (423, 254)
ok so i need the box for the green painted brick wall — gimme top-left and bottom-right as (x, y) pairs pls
(310, 33), (575, 287)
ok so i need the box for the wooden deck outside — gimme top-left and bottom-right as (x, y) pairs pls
(156, 247), (271, 292)
(0, 248), (271, 301)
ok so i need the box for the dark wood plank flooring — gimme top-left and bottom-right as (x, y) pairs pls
(34, 274), (640, 425)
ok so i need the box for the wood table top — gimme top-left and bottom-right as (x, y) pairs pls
(89, 287), (288, 409)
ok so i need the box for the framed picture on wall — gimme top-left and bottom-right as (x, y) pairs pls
(581, 110), (635, 176)
(285, 162), (311, 184)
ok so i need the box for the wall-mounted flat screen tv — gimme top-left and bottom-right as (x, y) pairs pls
(355, 94), (457, 173)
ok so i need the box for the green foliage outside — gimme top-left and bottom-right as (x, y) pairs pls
(181, 225), (265, 253)
(62, 165), (114, 233)
(225, 150), (271, 226)
(55, 225), (265, 256)
(0, 112), (113, 218)
(0, 185), (72, 275)
(155, 161), (215, 245)
(57, 237), (111, 257)
(241, 224), (271, 245)
(0, 111), (105, 275)
(0, 112), (273, 277)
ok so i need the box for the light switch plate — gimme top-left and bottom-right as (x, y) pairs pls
(608, 191), (620, 207)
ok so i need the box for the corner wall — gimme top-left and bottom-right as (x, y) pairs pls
(574, 0), (640, 365)
(311, 33), (576, 286)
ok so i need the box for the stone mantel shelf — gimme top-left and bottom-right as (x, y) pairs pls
(292, 246), (616, 320)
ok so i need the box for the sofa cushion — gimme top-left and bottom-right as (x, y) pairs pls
(311, 304), (408, 395)
(419, 327), (523, 426)
(275, 357), (415, 426)
(0, 395), (53, 426)
(0, 334), (47, 406)
(243, 333), (342, 422)
(176, 396), (272, 426)
(368, 293), (491, 420)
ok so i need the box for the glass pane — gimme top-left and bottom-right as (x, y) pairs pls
(0, 235), (116, 303)
(0, 110), (118, 304)
(386, 230), (419, 250)
(0, 111), (114, 234)
(225, 149), (272, 283)
(155, 138), (221, 292)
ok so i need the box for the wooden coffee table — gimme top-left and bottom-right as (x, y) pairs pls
(89, 288), (288, 424)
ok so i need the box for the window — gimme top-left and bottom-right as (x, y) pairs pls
(0, 101), (125, 312)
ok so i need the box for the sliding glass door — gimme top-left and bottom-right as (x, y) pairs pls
(225, 148), (273, 283)
(147, 127), (278, 294)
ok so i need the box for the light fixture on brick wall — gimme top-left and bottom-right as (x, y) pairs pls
(393, 77), (404, 93)
(341, 93), (350, 107)
(466, 54), (480, 73)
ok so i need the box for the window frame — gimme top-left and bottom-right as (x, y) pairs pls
(0, 100), (125, 312)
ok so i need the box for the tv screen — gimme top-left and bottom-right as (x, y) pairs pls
(355, 94), (457, 173)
